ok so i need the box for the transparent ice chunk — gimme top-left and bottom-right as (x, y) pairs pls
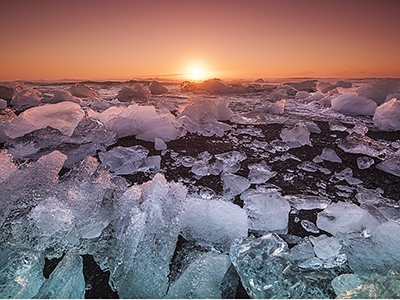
(165, 252), (231, 299)
(242, 189), (291, 234)
(181, 197), (248, 252)
(34, 248), (85, 299)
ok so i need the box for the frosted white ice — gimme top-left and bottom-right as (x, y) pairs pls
(165, 252), (231, 299)
(280, 122), (311, 148)
(373, 98), (400, 131)
(5, 102), (84, 139)
(181, 197), (248, 251)
(242, 189), (291, 233)
(317, 202), (380, 236)
(331, 92), (377, 116)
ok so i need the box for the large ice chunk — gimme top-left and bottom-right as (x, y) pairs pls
(0, 248), (45, 299)
(68, 84), (99, 98)
(331, 92), (377, 116)
(0, 151), (66, 241)
(99, 145), (160, 175)
(117, 84), (150, 103)
(309, 235), (342, 260)
(46, 90), (81, 104)
(230, 233), (344, 299)
(280, 122), (311, 148)
(284, 194), (331, 210)
(317, 202), (380, 236)
(247, 161), (277, 184)
(213, 150), (247, 174)
(373, 98), (400, 131)
(284, 80), (318, 92)
(320, 80), (352, 94)
(149, 81), (168, 95)
(165, 252), (231, 299)
(179, 96), (233, 123)
(10, 89), (42, 112)
(26, 156), (115, 257)
(313, 148), (342, 163)
(337, 268), (400, 299)
(109, 173), (187, 298)
(337, 222), (400, 276)
(94, 104), (184, 142)
(222, 173), (251, 199)
(242, 189), (291, 233)
(181, 197), (248, 252)
(376, 150), (400, 177)
(34, 248), (85, 299)
(0, 84), (15, 101)
(5, 101), (84, 139)
(338, 133), (393, 159)
(356, 78), (400, 105)
(331, 274), (361, 297)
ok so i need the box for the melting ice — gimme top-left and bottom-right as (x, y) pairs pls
(0, 78), (400, 299)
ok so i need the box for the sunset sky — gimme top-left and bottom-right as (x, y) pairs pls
(1, 0), (399, 81)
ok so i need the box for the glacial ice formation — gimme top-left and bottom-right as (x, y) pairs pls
(34, 248), (85, 299)
(181, 197), (248, 252)
(331, 92), (377, 116)
(108, 173), (187, 298)
(92, 104), (184, 141)
(373, 97), (400, 131)
(0, 78), (400, 299)
(99, 145), (160, 175)
(356, 78), (400, 105)
(376, 150), (400, 177)
(68, 84), (99, 98)
(10, 89), (42, 111)
(46, 90), (81, 104)
(117, 84), (151, 103)
(316, 202), (380, 236)
(0, 248), (45, 299)
(149, 81), (168, 95)
(165, 252), (231, 299)
(230, 233), (347, 299)
(0, 84), (15, 101)
(5, 101), (85, 139)
(242, 189), (291, 233)
(280, 122), (311, 148)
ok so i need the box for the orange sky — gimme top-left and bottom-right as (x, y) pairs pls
(1, 0), (399, 81)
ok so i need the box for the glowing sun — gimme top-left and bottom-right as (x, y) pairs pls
(189, 67), (207, 81)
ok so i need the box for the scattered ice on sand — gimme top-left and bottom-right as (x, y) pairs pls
(280, 122), (311, 148)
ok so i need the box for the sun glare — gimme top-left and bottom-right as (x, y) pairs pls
(189, 67), (206, 81)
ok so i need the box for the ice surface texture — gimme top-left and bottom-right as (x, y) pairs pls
(242, 189), (291, 233)
(230, 233), (346, 299)
(331, 92), (377, 116)
(5, 101), (84, 139)
(0, 248), (45, 299)
(181, 197), (248, 252)
(108, 173), (187, 298)
(373, 97), (400, 131)
(34, 248), (85, 299)
(93, 104), (185, 142)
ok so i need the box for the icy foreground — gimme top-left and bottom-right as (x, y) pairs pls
(0, 78), (400, 299)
